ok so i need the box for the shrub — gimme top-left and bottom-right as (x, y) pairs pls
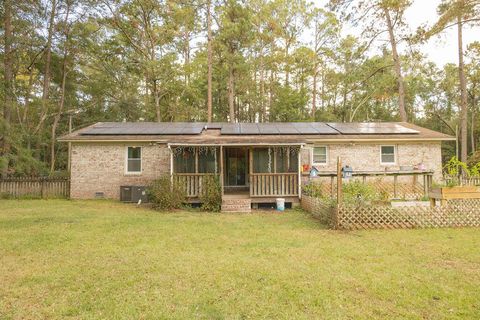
(303, 182), (323, 198)
(147, 176), (186, 210)
(199, 175), (222, 212)
(342, 180), (377, 205)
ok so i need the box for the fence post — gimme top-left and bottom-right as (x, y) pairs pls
(40, 177), (45, 198)
(336, 157), (342, 204)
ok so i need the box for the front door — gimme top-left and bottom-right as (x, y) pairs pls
(224, 147), (247, 187)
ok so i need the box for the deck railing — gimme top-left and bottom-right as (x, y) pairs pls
(250, 173), (299, 197)
(444, 175), (480, 186)
(172, 173), (219, 198)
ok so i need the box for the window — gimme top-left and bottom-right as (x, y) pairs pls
(126, 147), (142, 173)
(313, 146), (327, 164)
(381, 145), (396, 164)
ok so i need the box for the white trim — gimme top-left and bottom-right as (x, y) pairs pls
(380, 145), (396, 165)
(312, 145), (328, 166)
(125, 146), (142, 175)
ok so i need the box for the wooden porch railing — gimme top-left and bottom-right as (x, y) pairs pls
(250, 173), (299, 197)
(172, 173), (219, 198)
(444, 175), (480, 186)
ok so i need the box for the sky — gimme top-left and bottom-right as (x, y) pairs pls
(405, 0), (479, 65)
(314, 0), (479, 66)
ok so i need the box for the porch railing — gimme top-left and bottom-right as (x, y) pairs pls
(172, 173), (219, 198)
(250, 173), (299, 197)
(444, 175), (480, 186)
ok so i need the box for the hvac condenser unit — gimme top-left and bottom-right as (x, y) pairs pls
(120, 186), (148, 203)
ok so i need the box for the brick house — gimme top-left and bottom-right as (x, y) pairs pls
(59, 122), (454, 210)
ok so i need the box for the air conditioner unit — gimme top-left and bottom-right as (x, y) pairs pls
(120, 186), (148, 203)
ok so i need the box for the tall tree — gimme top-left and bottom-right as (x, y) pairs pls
(424, 0), (480, 161)
(207, 0), (213, 122)
(330, 0), (412, 122)
(35, 0), (58, 134)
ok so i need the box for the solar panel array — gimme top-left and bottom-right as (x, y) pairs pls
(81, 122), (206, 135)
(220, 122), (338, 135)
(79, 122), (419, 136)
(326, 122), (419, 135)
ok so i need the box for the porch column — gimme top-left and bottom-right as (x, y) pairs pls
(220, 145), (224, 196)
(249, 147), (253, 196)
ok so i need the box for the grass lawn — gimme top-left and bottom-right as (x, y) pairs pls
(0, 200), (479, 319)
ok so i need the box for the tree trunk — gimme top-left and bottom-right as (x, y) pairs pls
(471, 108), (475, 153)
(384, 7), (407, 122)
(50, 2), (71, 173)
(259, 49), (265, 122)
(35, 0), (57, 134)
(153, 79), (161, 122)
(50, 58), (68, 173)
(207, 0), (213, 122)
(228, 67), (235, 122)
(3, 0), (13, 125)
(458, 14), (468, 162)
(312, 63), (318, 119)
(184, 30), (190, 86)
(2, 0), (13, 176)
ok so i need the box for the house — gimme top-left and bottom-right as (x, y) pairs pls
(59, 122), (454, 211)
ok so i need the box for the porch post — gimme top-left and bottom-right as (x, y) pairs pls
(298, 146), (302, 199)
(249, 147), (253, 197)
(220, 145), (224, 196)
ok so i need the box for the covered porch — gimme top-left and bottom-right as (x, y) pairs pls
(169, 144), (302, 204)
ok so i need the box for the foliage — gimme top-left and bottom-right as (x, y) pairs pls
(444, 156), (470, 177)
(342, 180), (378, 205)
(199, 175), (222, 212)
(1, 0), (479, 175)
(147, 176), (186, 210)
(302, 182), (324, 198)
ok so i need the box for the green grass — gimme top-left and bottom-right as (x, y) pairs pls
(1, 200), (479, 319)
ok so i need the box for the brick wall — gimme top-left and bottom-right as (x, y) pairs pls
(70, 141), (444, 199)
(70, 143), (170, 199)
(300, 142), (443, 182)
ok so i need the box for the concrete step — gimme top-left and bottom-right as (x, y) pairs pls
(221, 197), (252, 213)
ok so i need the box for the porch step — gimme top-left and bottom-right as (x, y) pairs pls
(221, 197), (252, 213)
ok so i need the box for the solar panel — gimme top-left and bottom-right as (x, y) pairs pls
(310, 123), (340, 134)
(239, 123), (260, 134)
(220, 123), (241, 134)
(258, 123), (279, 134)
(275, 123), (299, 134)
(326, 123), (419, 134)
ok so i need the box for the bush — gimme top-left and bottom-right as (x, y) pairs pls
(199, 175), (222, 212)
(303, 183), (323, 198)
(342, 180), (377, 205)
(147, 176), (186, 210)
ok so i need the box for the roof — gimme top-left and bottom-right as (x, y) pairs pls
(58, 121), (455, 143)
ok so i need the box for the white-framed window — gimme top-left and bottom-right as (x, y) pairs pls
(312, 146), (328, 165)
(126, 146), (142, 173)
(380, 145), (396, 164)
